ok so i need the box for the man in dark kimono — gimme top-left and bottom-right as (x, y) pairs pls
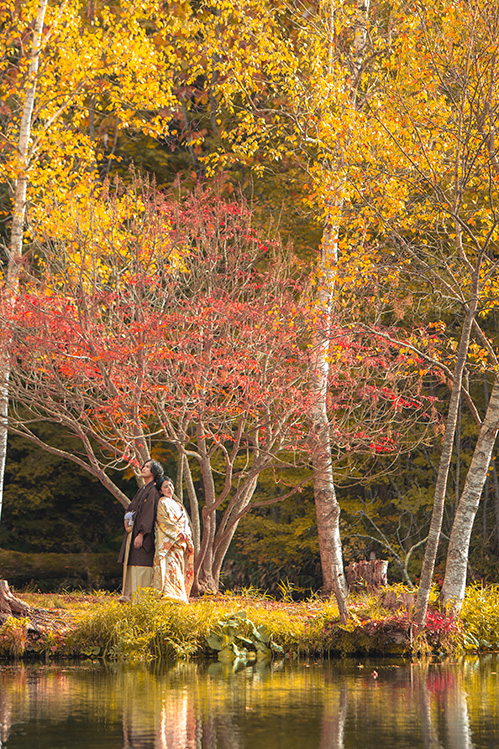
(118, 459), (163, 601)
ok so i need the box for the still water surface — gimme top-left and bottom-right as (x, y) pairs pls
(1, 657), (499, 748)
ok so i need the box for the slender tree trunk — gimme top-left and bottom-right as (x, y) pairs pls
(0, 372), (9, 527)
(483, 375), (499, 548)
(310, 218), (346, 595)
(212, 476), (258, 581)
(491, 461), (499, 548)
(440, 373), (499, 611)
(0, 0), (47, 525)
(309, 0), (370, 598)
(192, 423), (218, 594)
(181, 453), (201, 553)
(413, 301), (477, 626)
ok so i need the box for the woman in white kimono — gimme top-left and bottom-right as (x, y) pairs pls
(151, 477), (194, 603)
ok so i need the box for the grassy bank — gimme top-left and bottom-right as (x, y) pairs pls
(1, 584), (498, 661)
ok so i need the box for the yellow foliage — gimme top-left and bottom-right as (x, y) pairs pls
(1, 0), (199, 233)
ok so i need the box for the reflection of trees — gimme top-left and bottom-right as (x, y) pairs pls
(318, 660), (485, 749)
(1, 657), (499, 747)
(0, 682), (12, 747)
(463, 656), (499, 742)
(444, 685), (472, 749)
(319, 683), (348, 749)
(119, 660), (328, 748)
(412, 662), (473, 749)
(417, 665), (443, 749)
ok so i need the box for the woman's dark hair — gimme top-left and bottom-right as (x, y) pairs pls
(142, 459), (164, 487)
(156, 474), (174, 493)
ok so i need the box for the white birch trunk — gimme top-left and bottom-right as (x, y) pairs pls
(440, 373), (499, 611)
(0, 0), (47, 524)
(310, 218), (346, 595)
(413, 302), (477, 626)
(310, 0), (370, 597)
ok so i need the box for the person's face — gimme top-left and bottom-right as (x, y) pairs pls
(161, 480), (174, 498)
(141, 461), (153, 480)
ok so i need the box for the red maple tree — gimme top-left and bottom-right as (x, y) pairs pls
(3, 182), (438, 593)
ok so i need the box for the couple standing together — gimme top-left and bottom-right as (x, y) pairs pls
(118, 459), (194, 603)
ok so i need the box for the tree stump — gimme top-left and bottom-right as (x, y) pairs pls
(345, 560), (388, 593)
(0, 580), (30, 624)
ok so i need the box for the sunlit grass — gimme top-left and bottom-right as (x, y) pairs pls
(461, 583), (499, 651)
(1, 583), (495, 661)
(63, 589), (313, 661)
(20, 589), (114, 611)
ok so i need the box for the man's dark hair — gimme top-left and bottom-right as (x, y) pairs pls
(143, 459), (164, 486)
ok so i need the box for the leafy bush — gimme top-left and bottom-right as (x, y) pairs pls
(460, 584), (499, 652)
(413, 609), (463, 655)
(0, 616), (30, 657)
(320, 607), (462, 657)
(206, 610), (283, 664)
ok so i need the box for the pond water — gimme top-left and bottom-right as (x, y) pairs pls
(1, 656), (499, 748)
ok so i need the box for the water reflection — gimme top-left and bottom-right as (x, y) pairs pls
(1, 657), (499, 748)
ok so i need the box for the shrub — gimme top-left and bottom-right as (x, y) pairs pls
(460, 583), (499, 652)
(0, 615), (30, 657)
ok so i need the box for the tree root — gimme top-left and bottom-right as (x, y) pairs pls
(0, 579), (31, 626)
